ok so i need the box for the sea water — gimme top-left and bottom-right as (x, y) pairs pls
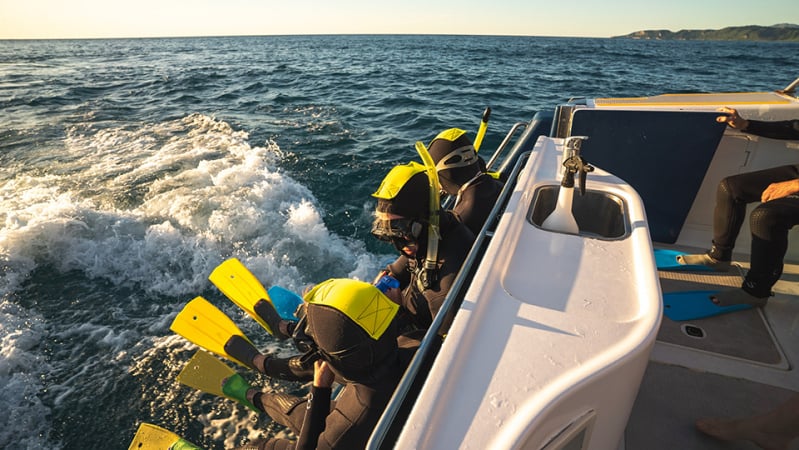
(0, 35), (795, 449)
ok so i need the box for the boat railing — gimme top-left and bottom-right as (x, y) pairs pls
(486, 121), (528, 170)
(781, 76), (799, 95)
(367, 114), (551, 449)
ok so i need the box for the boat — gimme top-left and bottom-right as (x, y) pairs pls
(366, 77), (799, 449)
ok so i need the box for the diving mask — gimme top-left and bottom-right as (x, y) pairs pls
(371, 217), (422, 253)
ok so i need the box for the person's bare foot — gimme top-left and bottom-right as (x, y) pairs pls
(709, 288), (769, 307)
(696, 417), (795, 450)
(676, 253), (731, 271)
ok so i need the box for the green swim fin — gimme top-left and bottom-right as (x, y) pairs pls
(128, 422), (202, 450)
(170, 296), (260, 369)
(177, 350), (258, 412)
(209, 258), (285, 338)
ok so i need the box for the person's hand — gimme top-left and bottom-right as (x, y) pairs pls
(313, 360), (335, 388)
(761, 179), (799, 202)
(383, 286), (402, 305)
(716, 106), (749, 130)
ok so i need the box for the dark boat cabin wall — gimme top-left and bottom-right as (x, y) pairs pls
(565, 109), (726, 244)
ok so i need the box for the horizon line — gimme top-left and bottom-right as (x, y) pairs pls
(0, 32), (611, 41)
(3, 22), (796, 42)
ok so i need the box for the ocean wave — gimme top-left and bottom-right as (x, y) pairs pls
(0, 114), (381, 300)
(0, 299), (57, 450)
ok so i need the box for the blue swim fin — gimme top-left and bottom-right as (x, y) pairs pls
(663, 290), (752, 321)
(267, 285), (303, 321)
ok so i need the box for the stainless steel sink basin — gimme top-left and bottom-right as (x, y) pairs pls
(528, 185), (628, 239)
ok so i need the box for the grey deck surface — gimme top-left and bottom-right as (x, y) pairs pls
(626, 362), (798, 450)
(623, 264), (799, 450)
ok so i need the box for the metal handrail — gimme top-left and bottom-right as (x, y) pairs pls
(486, 121), (528, 170)
(781, 76), (799, 95)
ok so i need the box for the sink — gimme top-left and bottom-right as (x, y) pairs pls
(528, 185), (628, 239)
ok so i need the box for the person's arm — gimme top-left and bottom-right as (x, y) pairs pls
(384, 255), (411, 288)
(255, 351), (317, 382)
(717, 106), (799, 140)
(294, 361), (334, 450)
(743, 119), (799, 140)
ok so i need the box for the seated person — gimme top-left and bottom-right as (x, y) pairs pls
(677, 107), (799, 306)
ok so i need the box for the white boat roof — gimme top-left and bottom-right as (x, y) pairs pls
(593, 91), (795, 107)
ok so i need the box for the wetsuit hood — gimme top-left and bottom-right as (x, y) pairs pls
(373, 169), (431, 221)
(303, 279), (400, 384)
(428, 128), (483, 195)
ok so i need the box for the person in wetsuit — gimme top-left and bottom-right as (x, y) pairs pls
(427, 128), (504, 236)
(225, 278), (421, 450)
(677, 106), (799, 307)
(370, 163), (475, 331)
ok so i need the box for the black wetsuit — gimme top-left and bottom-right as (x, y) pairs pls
(744, 119), (799, 141)
(237, 333), (421, 450)
(708, 119), (799, 297)
(451, 173), (504, 236)
(386, 211), (475, 331)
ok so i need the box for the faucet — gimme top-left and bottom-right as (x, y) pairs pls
(561, 136), (594, 195)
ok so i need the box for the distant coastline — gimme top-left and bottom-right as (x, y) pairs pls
(613, 23), (799, 41)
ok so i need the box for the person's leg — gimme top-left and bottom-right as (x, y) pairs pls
(679, 165), (799, 269)
(745, 197), (799, 292)
(696, 393), (799, 450)
(255, 391), (308, 434)
(711, 196), (799, 306)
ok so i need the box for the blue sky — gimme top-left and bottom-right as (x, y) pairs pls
(2, 0), (797, 39)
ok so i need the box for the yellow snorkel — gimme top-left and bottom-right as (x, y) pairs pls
(414, 140), (441, 289)
(474, 107), (502, 179)
(473, 107), (491, 152)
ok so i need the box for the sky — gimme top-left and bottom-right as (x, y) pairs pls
(1, 0), (798, 40)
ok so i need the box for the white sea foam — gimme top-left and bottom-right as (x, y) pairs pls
(0, 300), (58, 449)
(0, 113), (381, 298)
(0, 113), (386, 448)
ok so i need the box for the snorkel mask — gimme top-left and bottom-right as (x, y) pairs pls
(371, 214), (424, 254)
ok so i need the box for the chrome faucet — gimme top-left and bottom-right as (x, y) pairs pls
(561, 136), (594, 195)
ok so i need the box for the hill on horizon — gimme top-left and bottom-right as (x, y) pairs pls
(613, 23), (799, 41)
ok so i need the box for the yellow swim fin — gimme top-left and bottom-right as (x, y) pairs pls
(128, 422), (202, 450)
(170, 296), (258, 369)
(177, 350), (235, 398)
(209, 258), (284, 338)
(177, 350), (258, 412)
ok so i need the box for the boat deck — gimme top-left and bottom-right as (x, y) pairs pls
(625, 246), (799, 450)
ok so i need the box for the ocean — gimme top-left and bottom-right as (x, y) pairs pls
(0, 34), (795, 449)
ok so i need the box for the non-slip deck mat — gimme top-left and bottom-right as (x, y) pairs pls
(657, 269), (783, 366)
